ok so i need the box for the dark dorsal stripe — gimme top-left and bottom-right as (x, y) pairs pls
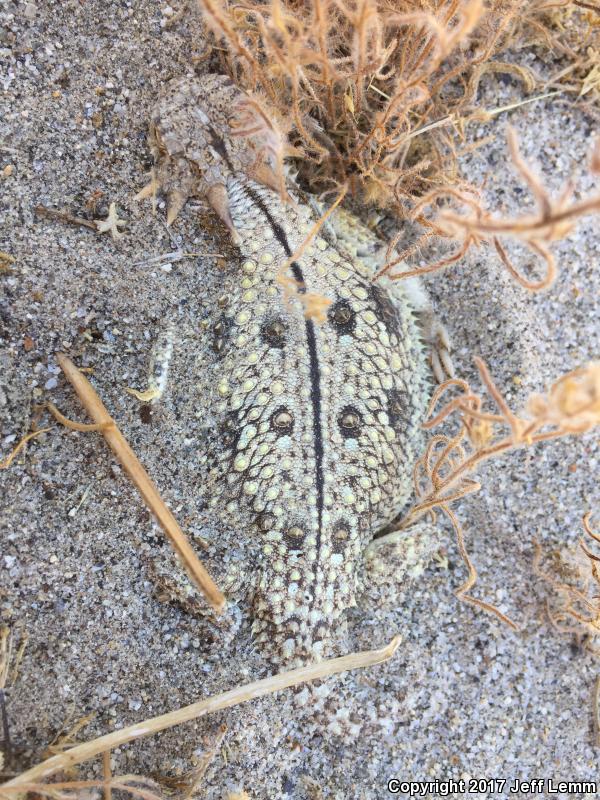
(241, 184), (325, 555)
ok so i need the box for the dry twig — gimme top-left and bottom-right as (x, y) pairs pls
(195, 1), (600, 289)
(0, 428), (52, 470)
(0, 775), (166, 800)
(0, 627), (27, 774)
(50, 354), (226, 615)
(391, 360), (600, 625)
(197, 0), (599, 215)
(0, 635), (401, 790)
(276, 183), (347, 322)
(534, 514), (600, 644)
(35, 204), (127, 240)
(406, 360), (600, 523)
(382, 130), (600, 289)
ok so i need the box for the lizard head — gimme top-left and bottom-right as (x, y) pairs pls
(145, 75), (290, 241)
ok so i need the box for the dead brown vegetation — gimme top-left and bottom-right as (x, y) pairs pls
(48, 354), (226, 616)
(389, 359), (600, 625)
(0, 636), (401, 794)
(197, 0), (599, 213)
(196, 0), (600, 290)
(379, 131), (600, 289)
(534, 513), (600, 649)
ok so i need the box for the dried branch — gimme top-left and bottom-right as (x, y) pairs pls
(534, 514), (600, 646)
(395, 359), (600, 625)
(50, 354), (226, 616)
(0, 635), (401, 789)
(0, 428), (52, 470)
(388, 128), (600, 289)
(277, 183), (347, 322)
(197, 0), (599, 222)
(35, 204), (127, 240)
(407, 359), (600, 525)
(0, 775), (166, 800)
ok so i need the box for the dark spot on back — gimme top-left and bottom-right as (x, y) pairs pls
(332, 519), (351, 553)
(256, 511), (276, 532)
(328, 300), (355, 334)
(270, 407), (294, 435)
(212, 314), (232, 354)
(386, 388), (410, 429)
(285, 524), (305, 548)
(261, 317), (287, 348)
(219, 412), (241, 450)
(338, 405), (362, 437)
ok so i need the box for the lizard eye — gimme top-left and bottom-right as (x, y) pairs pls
(338, 406), (362, 435)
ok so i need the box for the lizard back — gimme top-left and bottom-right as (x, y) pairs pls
(151, 76), (431, 662)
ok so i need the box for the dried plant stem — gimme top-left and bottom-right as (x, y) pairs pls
(0, 428), (52, 470)
(405, 358), (598, 525)
(46, 401), (111, 432)
(410, 417), (566, 516)
(535, 515), (600, 651)
(0, 777), (165, 800)
(103, 751), (112, 800)
(0, 635), (401, 789)
(175, 724), (228, 798)
(0, 688), (10, 769)
(277, 183), (347, 321)
(35, 205), (98, 231)
(52, 353), (226, 615)
(398, 359), (599, 628)
(442, 504), (518, 629)
(0, 626), (27, 772)
(0, 629), (11, 691)
(281, 183), (347, 274)
(594, 675), (600, 747)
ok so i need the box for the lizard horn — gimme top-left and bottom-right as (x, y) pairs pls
(166, 189), (188, 227)
(207, 183), (242, 245)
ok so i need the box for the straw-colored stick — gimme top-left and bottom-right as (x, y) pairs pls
(54, 353), (226, 615)
(0, 428), (52, 470)
(1, 635), (401, 789)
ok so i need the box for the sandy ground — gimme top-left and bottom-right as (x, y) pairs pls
(1, 2), (600, 799)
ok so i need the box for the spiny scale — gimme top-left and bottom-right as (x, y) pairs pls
(150, 75), (432, 664)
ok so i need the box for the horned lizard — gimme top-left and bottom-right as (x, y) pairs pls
(142, 74), (452, 665)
